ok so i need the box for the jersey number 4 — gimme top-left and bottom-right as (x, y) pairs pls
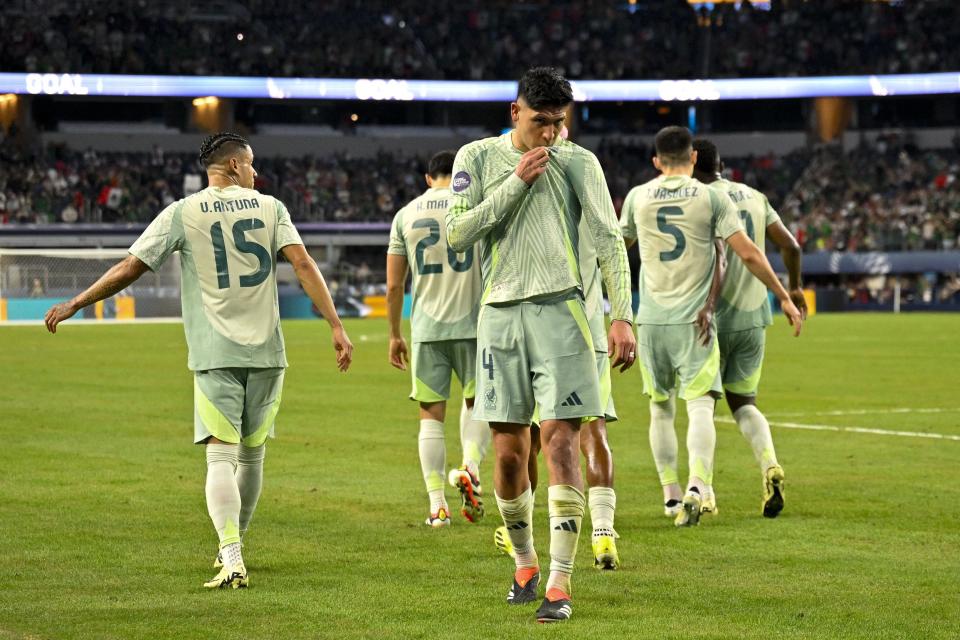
(210, 219), (271, 289)
(412, 219), (473, 275)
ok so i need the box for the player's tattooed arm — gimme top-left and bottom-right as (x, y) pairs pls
(696, 239), (726, 347)
(45, 255), (150, 333)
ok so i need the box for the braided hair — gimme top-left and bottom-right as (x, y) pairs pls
(198, 132), (250, 169)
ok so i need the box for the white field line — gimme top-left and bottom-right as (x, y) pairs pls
(767, 408), (960, 417)
(715, 416), (960, 442)
(0, 318), (183, 326)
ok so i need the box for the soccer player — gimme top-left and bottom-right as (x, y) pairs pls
(446, 67), (636, 623)
(44, 132), (354, 589)
(386, 150), (489, 528)
(620, 126), (802, 528)
(692, 137), (806, 517)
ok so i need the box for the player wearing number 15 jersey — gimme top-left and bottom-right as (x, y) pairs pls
(44, 133), (354, 589)
(386, 150), (489, 528)
(620, 126), (802, 528)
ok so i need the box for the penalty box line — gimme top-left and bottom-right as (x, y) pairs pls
(715, 416), (960, 442)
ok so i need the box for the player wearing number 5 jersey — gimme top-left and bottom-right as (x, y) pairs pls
(44, 133), (354, 589)
(620, 126), (802, 528)
(386, 150), (489, 528)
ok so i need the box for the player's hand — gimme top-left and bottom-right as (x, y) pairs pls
(389, 336), (409, 371)
(44, 301), (77, 334)
(331, 325), (354, 372)
(608, 319), (637, 372)
(789, 287), (808, 320)
(695, 306), (714, 347)
(514, 147), (550, 185)
(781, 299), (803, 337)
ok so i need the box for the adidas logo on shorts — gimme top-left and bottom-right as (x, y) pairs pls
(560, 392), (583, 407)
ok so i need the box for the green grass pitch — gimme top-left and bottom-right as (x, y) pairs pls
(1, 314), (958, 639)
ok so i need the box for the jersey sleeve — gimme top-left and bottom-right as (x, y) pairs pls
(709, 187), (744, 240)
(276, 200), (303, 249)
(619, 187), (639, 242)
(761, 193), (781, 227)
(445, 144), (529, 252)
(573, 151), (633, 323)
(128, 201), (184, 271)
(387, 208), (407, 256)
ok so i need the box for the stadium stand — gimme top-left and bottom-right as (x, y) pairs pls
(2, 0), (958, 80)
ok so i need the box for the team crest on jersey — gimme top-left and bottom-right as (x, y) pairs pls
(484, 387), (497, 411)
(452, 171), (471, 193)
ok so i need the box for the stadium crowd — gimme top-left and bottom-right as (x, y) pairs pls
(3, 135), (960, 255)
(2, 0), (959, 80)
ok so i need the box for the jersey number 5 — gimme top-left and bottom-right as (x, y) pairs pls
(412, 219), (473, 275)
(656, 206), (686, 262)
(210, 219), (272, 289)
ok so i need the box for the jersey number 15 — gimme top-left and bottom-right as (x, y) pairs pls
(210, 219), (272, 289)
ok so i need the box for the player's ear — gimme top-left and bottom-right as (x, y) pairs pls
(424, 174), (433, 188)
(690, 149), (698, 166)
(652, 156), (661, 171)
(510, 101), (521, 124)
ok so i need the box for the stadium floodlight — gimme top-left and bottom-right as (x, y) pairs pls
(0, 72), (959, 102)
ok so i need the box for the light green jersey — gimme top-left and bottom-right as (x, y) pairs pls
(446, 133), (632, 322)
(578, 217), (606, 352)
(621, 174), (741, 325)
(714, 178), (781, 333)
(129, 185), (303, 371)
(387, 187), (480, 343)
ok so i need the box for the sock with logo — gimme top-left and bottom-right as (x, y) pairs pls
(459, 402), (489, 480)
(206, 443), (242, 548)
(496, 488), (538, 570)
(588, 486), (616, 538)
(686, 395), (717, 493)
(546, 484), (585, 596)
(418, 419), (447, 512)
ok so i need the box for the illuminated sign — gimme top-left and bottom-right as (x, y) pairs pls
(0, 72), (957, 102)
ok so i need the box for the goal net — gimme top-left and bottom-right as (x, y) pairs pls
(0, 249), (182, 322)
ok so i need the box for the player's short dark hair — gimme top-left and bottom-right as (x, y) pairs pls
(654, 126), (694, 167)
(692, 138), (720, 175)
(427, 150), (456, 178)
(199, 132), (250, 169)
(517, 67), (574, 111)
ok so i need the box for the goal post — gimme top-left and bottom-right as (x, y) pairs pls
(0, 248), (182, 322)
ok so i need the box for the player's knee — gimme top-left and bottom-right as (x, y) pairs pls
(650, 399), (675, 422)
(496, 447), (528, 476)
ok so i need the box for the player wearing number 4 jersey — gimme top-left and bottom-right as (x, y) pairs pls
(447, 67), (636, 624)
(692, 138), (807, 518)
(44, 133), (354, 589)
(620, 126), (803, 528)
(386, 150), (489, 528)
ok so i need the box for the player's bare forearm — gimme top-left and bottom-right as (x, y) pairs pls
(726, 232), (789, 301)
(46, 255), (149, 333)
(385, 254), (408, 339)
(286, 250), (342, 329)
(768, 220), (803, 289)
(705, 239), (726, 312)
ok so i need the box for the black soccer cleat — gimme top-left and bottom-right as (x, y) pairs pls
(536, 595), (573, 623)
(506, 571), (540, 605)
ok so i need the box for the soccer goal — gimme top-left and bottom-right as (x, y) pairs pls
(0, 248), (182, 322)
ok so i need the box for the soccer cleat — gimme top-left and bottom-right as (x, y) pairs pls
(448, 466), (484, 523)
(762, 465), (785, 518)
(213, 550), (223, 569)
(592, 534), (620, 571)
(700, 488), (719, 516)
(664, 498), (683, 517)
(494, 526), (516, 558)
(506, 570), (540, 605)
(674, 489), (703, 527)
(536, 589), (573, 623)
(203, 565), (248, 589)
(425, 506), (451, 528)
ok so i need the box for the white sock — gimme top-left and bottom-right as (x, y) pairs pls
(588, 487), (616, 538)
(734, 404), (779, 471)
(418, 419), (446, 512)
(237, 444), (265, 536)
(459, 402), (489, 480)
(546, 484), (585, 596)
(649, 395), (679, 488)
(221, 541), (245, 571)
(686, 396), (717, 493)
(205, 443), (242, 548)
(496, 489), (538, 569)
